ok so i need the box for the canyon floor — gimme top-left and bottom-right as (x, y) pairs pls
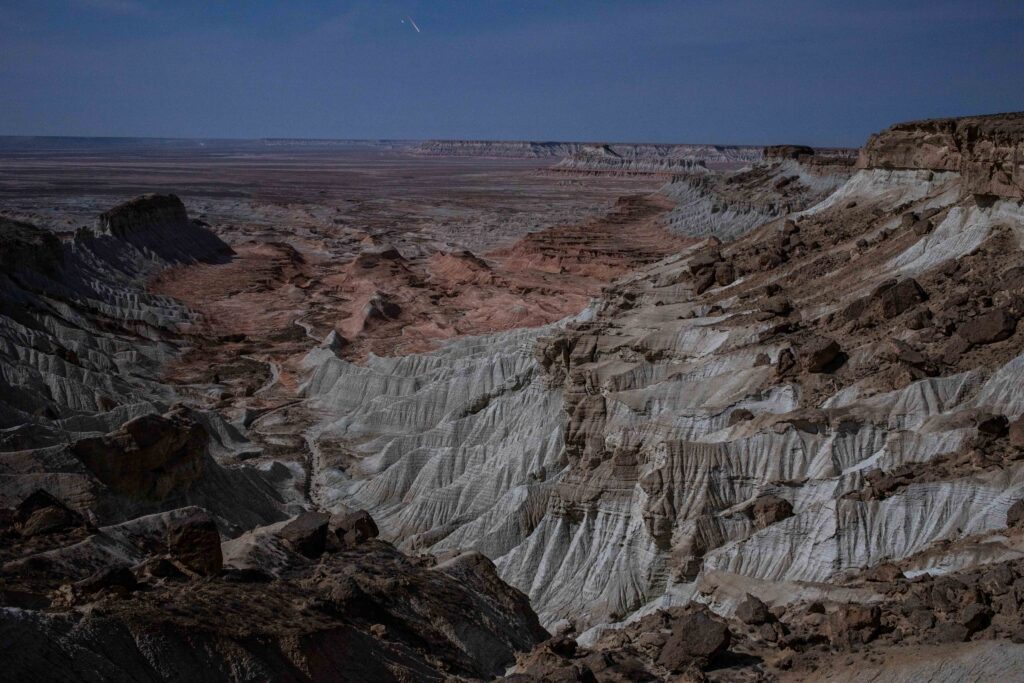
(3, 119), (1024, 681)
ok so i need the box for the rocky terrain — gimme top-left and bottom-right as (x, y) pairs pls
(3, 112), (1024, 681)
(305, 113), (1024, 679)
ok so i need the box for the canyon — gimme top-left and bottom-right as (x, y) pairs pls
(3, 112), (1024, 681)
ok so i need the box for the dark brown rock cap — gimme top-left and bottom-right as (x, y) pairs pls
(98, 193), (190, 238)
(763, 145), (815, 160)
(857, 111), (1024, 198)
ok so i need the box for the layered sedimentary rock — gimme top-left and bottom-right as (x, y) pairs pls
(413, 139), (586, 158)
(416, 139), (764, 165)
(304, 112), (1024, 680)
(6, 113), (1024, 680)
(95, 193), (235, 264)
(659, 147), (854, 240)
(858, 112), (1024, 198)
(552, 145), (713, 175)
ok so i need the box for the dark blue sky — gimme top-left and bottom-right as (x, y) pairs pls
(1, 0), (1022, 146)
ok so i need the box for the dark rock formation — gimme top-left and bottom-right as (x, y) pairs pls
(0, 217), (63, 275)
(166, 508), (223, 575)
(277, 511), (331, 557)
(332, 509), (380, 547)
(736, 593), (772, 625)
(749, 495), (794, 528)
(763, 144), (815, 160)
(657, 609), (731, 671)
(71, 407), (208, 501)
(801, 336), (842, 373)
(957, 310), (1018, 346)
(94, 193), (234, 264)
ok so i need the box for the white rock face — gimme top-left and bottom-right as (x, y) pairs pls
(302, 323), (568, 554)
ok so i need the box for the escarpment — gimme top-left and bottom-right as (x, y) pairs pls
(416, 138), (765, 166)
(303, 112), (1024, 680)
(659, 145), (855, 240)
(858, 112), (1024, 199)
(6, 112), (1024, 681)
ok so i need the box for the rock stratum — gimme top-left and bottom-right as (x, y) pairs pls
(3, 113), (1024, 681)
(415, 139), (766, 167)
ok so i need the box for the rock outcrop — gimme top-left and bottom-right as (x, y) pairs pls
(0, 201), (286, 531)
(92, 193), (235, 264)
(858, 112), (1024, 198)
(659, 149), (854, 240)
(1, 501), (548, 681)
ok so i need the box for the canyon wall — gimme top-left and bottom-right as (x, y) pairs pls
(306, 115), (1024, 681)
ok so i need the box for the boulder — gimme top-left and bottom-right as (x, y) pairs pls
(801, 337), (842, 373)
(976, 413), (1009, 437)
(689, 252), (720, 274)
(71, 407), (208, 501)
(656, 609), (730, 671)
(763, 296), (793, 316)
(828, 604), (881, 647)
(693, 269), (716, 294)
(933, 622), (969, 643)
(749, 495), (794, 528)
(714, 262), (736, 287)
(978, 565), (1014, 596)
(735, 594), (771, 625)
(1007, 500), (1024, 528)
(776, 348), (796, 375)
(907, 609), (935, 631)
(882, 339), (937, 378)
(166, 509), (223, 576)
(331, 510), (379, 547)
(278, 511), (331, 557)
(1010, 417), (1024, 448)
(960, 603), (993, 635)
(874, 278), (928, 318)
(14, 490), (82, 537)
(76, 565), (138, 595)
(957, 310), (1018, 346)
(913, 219), (933, 236)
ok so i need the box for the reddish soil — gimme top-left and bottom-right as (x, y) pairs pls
(150, 185), (683, 413)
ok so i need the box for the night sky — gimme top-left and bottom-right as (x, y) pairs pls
(2, 0), (1022, 146)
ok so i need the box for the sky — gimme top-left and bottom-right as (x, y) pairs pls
(1, 0), (1022, 146)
